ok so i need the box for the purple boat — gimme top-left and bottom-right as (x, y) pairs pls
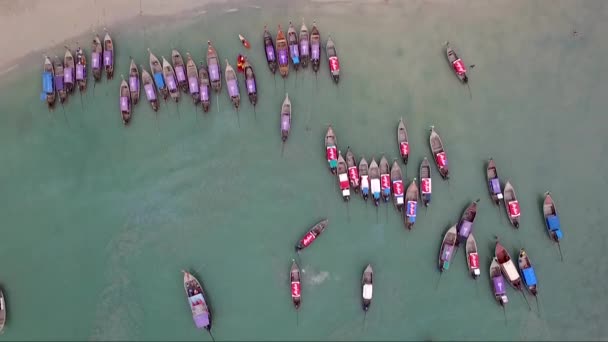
(119, 78), (131, 125)
(310, 21), (321, 73)
(280, 93), (291, 142)
(128, 59), (140, 105)
(490, 257), (508, 306)
(172, 49), (188, 93)
(457, 199), (479, 245)
(162, 56), (180, 102)
(198, 65), (211, 112)
(263, 25), (277, 74)
(225, 60), (240, 109)
(185, 53), (200, 104)
(53, 57), (67, 104)
(91, 35), (103, 81)
(438, 225), (458, 272)
(140, 67), (159, 112)
(287, 22), (300, 70)
(487, 159), (503, 205)
(299, 20), (310, 68)
(63, 48), (75, 94)
(183, 271), (213, 334)
(243, 59), (257, 106)
(75, 46), (87, 92)
(276, 25), (289, 78)
(206, 41), (221, 93)
(103, 31), (114, 79)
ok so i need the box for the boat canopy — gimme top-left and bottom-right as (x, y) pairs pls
(42, 72), (53, 93)
(547, 215), (560, 231)
(490, 178), (501, 194)
(291, 281), (301, 298)
(129, 75), (139, 92)
(246, 79), (256, 94)
(361, 175), (369, 195)
(436, 152), (448, 167)
(227, 79), (239, 97)
(522, 268), (537, 286)
(421, 178), (431, 194)
(493, 275), (506, 295)
(144, 84), (156, 101)
(194, 313), (210, 329)
(326, 146), (337, 168)
(189, 76), (199, 94)
(154, 72), (165, 88)
(508, 200), (521, 217)
(120, 96), (129, 111)
(459, 221), (472, 238)
(371, 178), (380, 198)
(103, 50), (113, 66)
(362, 284), (373, 300)
(406, 201), (417, 222)
(176, 66), (186, 82)
(441, 244), (454, 262)
(400, 141), (409, 156)
(265, 45), (275, 61)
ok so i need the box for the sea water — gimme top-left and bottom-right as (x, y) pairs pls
(0, 0), (607, 340)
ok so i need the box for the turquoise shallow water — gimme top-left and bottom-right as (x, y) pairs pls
(1, 0), (608, 340)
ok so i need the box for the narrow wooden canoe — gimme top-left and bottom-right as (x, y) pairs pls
(326, 35), (340, 83)
(148, 49), (169, 100)
(206, 41), (222, 93)
(280, 93), (291, 141)
(185, 52), (200, 104)
(503, 181), (521, 228)
(369, 158), (381, 206)
(225, 59), (240, 109)
(438, 225), (458, 272)
(404, 179), (419, 229)
(140, 66), (159, 112)
(419, 158), (432, 207)
(346, 147), (360, 193)
(325, 125), (338, 174)
(162, 56), (180, 102)
(495, 241), (522, 290)
(290, 260), (301, 310)
(456, 199), (479, 244)
(91, 35), (103, 82)
(288, 22), (300, 71)
(543, 192), (563, 243)
(198, 64), (211, 112)
(128, 58), (140, 105)
(53, 56), (67, 104)
(119, 77), (131, 125)
(465, 234), (480, 278)
(42, 56), (56, 109)
(390, 160), (404, 210)
(379, 156), (391, 203)
(75, 46), (87, 92)
(296, 219), (329, 251)
(299, 20), (310, 68)
(276, 25), (289, 78)
(397, 118), (409, 164)
(361, 264), (373, 311)
(490, 257), (508, 306)
(429, 125), (449, 179)
(239, 33), (251, 49)
(359, 157), (370, 201)
(63, 48), (76, 94)
(310, 21), (321, 73)
(337, 151), (351, 201)
(486, 158), (503, 205)
(518, 249), (538, 296)
(103, 31), (114, 79)
(182, 271), (213, 332)
(263, 25), (277, 74)
(243, 58), (257, 106)
(0, 289), (5, 333)
(171, 49), (188, 93)
(446, 42), (468, 83)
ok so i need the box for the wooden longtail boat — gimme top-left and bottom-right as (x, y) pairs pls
(207, 41), (222, 93)
(263, 25), (277, 74)
(337, 151), (351, 201)
(361, 264), (373, 311)
(326, 35), (340, 83)
(53, 56), (67, 104)
(0, 289), (5, 333)
(429, 125), (449, 179)
(518, 249), (538, 296)
(148, 49), (169, 101)
(280, 93), (291, 142)
(75, 45), (87, 92)
(346, 147), (360, 193)
(543, 192), (564, 259)
(419, 158), (432, 207)
(404, 179), (419, 229)
(140, 66), (159, 112)
(379, 156), (391, 203)
(296, 219), (329, 251)
(456, 199), (479, 245)
(490, 257), (508, 306)
(397, 118), (410, 164)
(287, 22), (300, 71)
(390, 160), (404, 210)
(119, 76), (131, 125)
(63, 48), (75, 94)
(276, 25), (289, 78)
(486, 158), (503, 205)
(503, 181), (521, 228)
(465, 234), (480, 278)
(42, 56), (56, 109)
(495, 241), (523, 290)
(310, 21), (321, 73)
(103, 31), (114, 79)
(290, 260), (301, 309)
(299, 20), (310, 68)
(198, 64), (211, 112)
(446, 42), (468, 83)
(128, 58), (140, 105)
(438, 225), (458, 272)
(185, 52), (200, 104)
(325, 125), (338, 174)
(162, 56), (180, 102)
(243, 58), (257, 107)
(369, 158), (381, 206)
(359, 157), (370, 201)
(182, 271), (213, 334)
(239, 33), (251, 49)
(225, 59), (240, 109)
(172, 49), (188, 92)
(91, 35), (103, 82)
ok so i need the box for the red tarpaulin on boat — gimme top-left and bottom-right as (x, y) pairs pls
(339, 173), (350, 190)
(326, 146), (337, 162)
(435, 152), (447, 168)
(329, 56), (340, 72)
(237, 55), (246, 73)
(291, 281), (301, 298)
(508, 200), (521, 217)
(381, 174), (390, 190)
(400, 142), (409, 157)
(392, 180), (404, 196)
(301, 232), (316, 247)
(468, 253), (479, 269)
(453, 58), (467, 75)
(421, 178), (431, 194)
(348, 166), (360, 186)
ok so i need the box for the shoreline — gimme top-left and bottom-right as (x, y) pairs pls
(0, 0), (232, 75)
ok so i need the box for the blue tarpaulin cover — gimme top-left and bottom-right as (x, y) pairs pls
(154, 72), (165, 89)
(522, 268), (537, 286)
(546, 215), (560, 231)
(42, 72), (53, 93)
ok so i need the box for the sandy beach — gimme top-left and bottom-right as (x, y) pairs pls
(0, 0), (220, 71)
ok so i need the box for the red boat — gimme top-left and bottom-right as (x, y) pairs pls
(239, 34), (251, 49)
(296, 219), (329, 251)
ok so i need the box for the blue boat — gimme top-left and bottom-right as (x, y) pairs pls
(518, 249), (538, 296)
(287, 22), (300, 70)
(41, 56), (56, 109)
(148, 49), (169, 101)
(543, 192), (564, 260)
